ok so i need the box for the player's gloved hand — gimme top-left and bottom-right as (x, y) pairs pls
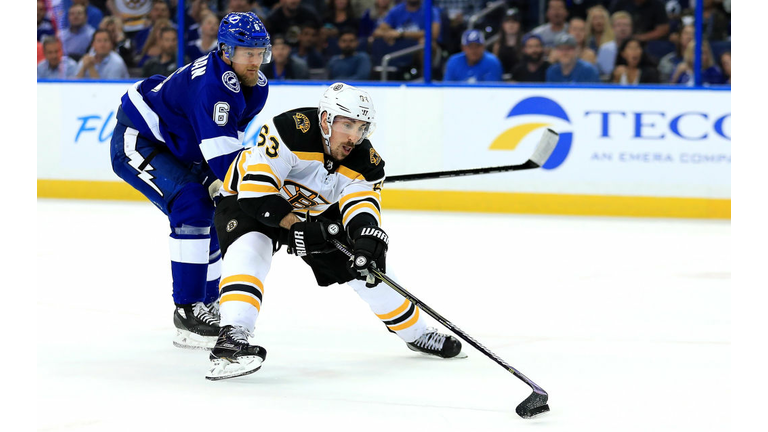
(288, 221), (342, 256)
(348, 226), (388, 287)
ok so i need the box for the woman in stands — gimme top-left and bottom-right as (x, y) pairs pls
(670, 39), (725, 85)
(612, 37), (660, 85)
(585, 5), (613, 52)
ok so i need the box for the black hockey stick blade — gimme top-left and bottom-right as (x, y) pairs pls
(384, 128), (559, 184)
(516, 390), (550, 418)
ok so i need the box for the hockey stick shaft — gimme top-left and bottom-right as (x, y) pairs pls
(331, 239), (548, 397)
(384, 129), (559, 184)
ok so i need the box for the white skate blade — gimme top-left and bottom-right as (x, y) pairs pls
(205, 356), (264, 381)
(173, 329), (217, 350)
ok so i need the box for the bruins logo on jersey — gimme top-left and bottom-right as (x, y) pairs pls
(293, 113), (310, 133)
(370, 148), (382, 166)
(282, 180), (330, 209)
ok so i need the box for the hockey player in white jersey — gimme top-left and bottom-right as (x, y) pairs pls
(206, 83), (465, 381)
(110, 12), (272, 350)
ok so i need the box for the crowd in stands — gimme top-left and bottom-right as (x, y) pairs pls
(37, 0), (731, 85)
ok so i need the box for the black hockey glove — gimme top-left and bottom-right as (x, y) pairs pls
(348, 226), (388, 287)
(287, 221), (342, 256)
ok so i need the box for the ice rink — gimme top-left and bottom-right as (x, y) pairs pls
(37, 199), (731, 432)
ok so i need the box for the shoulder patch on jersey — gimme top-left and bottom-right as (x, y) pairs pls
(293, 113), (311, 133)
(370, 148), (382, 166)
(222, 71), (241, 93)
(257, 70), (267, 87)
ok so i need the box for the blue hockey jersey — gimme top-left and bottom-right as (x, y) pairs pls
(119, 51), (269, 180)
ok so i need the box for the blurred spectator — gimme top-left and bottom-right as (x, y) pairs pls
(720, 51), (730, 84)
(701, 0), (729, 41)
(60, 4), (96, 61)
(133, 1), (172, 55)
(186, 12), (219, 60)
(38, 36), (79, 79)
(100, 15), (136, 68)
(670, 39), (725, 85)
(658, 23), (692, 83)
(566, 0), (609, 20)
(611, 37), (660, 84)
(510, 34), (550, 82)
(443, 29), (502, 83)
(323, 0), (360, 41)
(136, 18), (173, 66)
(293, 23), (326, 68)
(61, 0), (104, 31)
(352, 0), (376, 18)
(545, 33), (599, 83)
(184, 0), (212, 44)
(260, 34), (310, 79)
(596, 11), (632, 78)
(585, 5), (613, 52)
(359, 0), (394, 42)
(227, 0), (267, 17)
(327, 27), (372, 80)
(266, 0), (322, 47)
(38, 42), (45, 64)
(550, 17), (596, 65)
(492, 9), (523, 79)
(609, 0), (669, 42)
(107, 0), (153, 36)
(434, 0), (483, 54)
(531, 0), (569, 50)
(75, 28), (130, 79)
(142, 27), (188, 77)
(373, 0), (441, 45)
(38, 1), (56, 42)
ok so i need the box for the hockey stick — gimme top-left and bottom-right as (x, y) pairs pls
(331, 240), (550, 419)
(384, 128), (559, 184)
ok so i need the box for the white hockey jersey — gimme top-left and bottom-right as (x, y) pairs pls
(218, 107), (385, 230)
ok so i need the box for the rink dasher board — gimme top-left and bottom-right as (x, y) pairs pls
(37, 82), (730, 219)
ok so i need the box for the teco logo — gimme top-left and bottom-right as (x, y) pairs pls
(489, 96), (572, 170)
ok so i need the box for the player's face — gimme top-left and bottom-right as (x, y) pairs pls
(328, 116), (371, 160)
(229, 47), (269, 86)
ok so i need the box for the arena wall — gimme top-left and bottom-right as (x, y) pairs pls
(37, 81), (730, 219)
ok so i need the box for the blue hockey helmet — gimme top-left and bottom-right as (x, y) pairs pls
(218, 12), (272, 63)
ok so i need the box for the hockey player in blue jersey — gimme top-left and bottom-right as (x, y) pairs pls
(110, 12), (272, 350)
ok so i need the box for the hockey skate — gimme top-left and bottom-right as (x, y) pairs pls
(407, 327), (467, 359)
(206, 325), (267, 381)
(173, 302), (220, 350)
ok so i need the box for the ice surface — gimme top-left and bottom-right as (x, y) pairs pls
(37, 199), (730, 431)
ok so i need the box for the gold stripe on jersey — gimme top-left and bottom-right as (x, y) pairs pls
(222, 151), (247, 194)
(239, 183), (279, 194)
(219, 274), (265, 311)
(246, 163), (281, 187)
(342, 201), (381, 226)
(337, 165), (364, 181)
(339, 190), (381, 208)
(376, 299), (411, 320)
(389, 308), (420, 331)
(220, 293), (262, 311)
(292, 151), (325, 163)
(220, 274), (264, 291)
(376, 299), (420, 332)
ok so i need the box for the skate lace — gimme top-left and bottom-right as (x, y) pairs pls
(229, 326), (252, 344)
(193, 302), (218, 326)
(206, 300), (221, 323)
(414, 327), (445, 351)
